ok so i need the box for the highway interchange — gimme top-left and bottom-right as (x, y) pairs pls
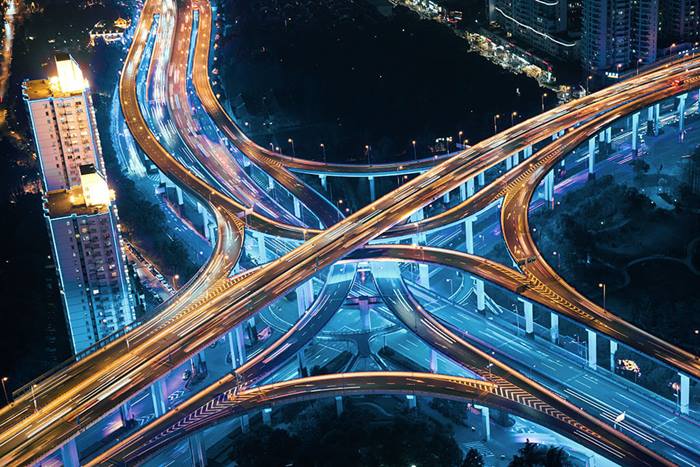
(1, 0), (700, 464)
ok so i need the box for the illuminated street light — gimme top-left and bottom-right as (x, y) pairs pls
(598, 282), (606, 309)
(320, 143), (326, 162)
(1, 377), (8, 405)
(288, 138), (296, 158)
(493, 114), (500, 134)
(541, 93), (547, 112)
(511, 111), (518, 127)
(411, 140), (417, 160)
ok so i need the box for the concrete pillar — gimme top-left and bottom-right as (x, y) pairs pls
(506, 156), (513, 170)
(296, 280), (314, 317)
(522, 145), (533, 159)
(335, 395), (344, 416)
(521, 299), (534, 337)
(410, 208), (426, 245)
(119, 402), (132, 428)
(293, 197), (302, 219)
(631, 112), (639, 151)
(466, 177), (475, 197)
(609, 340), (618, 372)
(430, 349), (438, 373)
(262, 407), (272, 425)
(543, 170), (554, 203)
(150, 380), (167, 417)
(359, 298), (371, 332)
(227, 326), (246, 368)
(477, 172), (485, 186)
(443, 189), (450, 204)
(61, 439), (80, 467)
(678, 93), (688, 132)
(459, 183), (467, 201)
(464, 217), (474, 255)
(406, 394), (417, 409)
(586, 329), (597, 370)
(511, 153), (520, 167)
(680, 373), (690, 415)
(605, 127), (612, 144)
(175, 186), (184, 206)
(588, 137), (596, 175)
(189, 432), (207, 467)
(474, 405), (491, 441)
(255, 231), (268, 264)
(654, 103), (660, 129)
(368, 176), (376, 201)
(418, 264), (430, 288)
(549, 313), (559, 343)
(475, 278), (485, 312)
(319, 174), (327, 190)
(297, 348), (306, 376)
(267, 175), (274, 191)
(240, 414), (250, 433)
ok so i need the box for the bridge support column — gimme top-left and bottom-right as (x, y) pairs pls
(267, 175), (275, 191)
(335, 396), (344, 416)
(443, 189), (450, 204)
(464, 217), (474, 254)
(474, 405), (491, 441)
(520, 299), (534, 338)
(605, 127), (612, 144)
(506, 156), (513, 170)
(459, 183), (466, 201)
(293, 197), (302, 219)
(61, 439), (80, 467)
(467, 177), (475, 197)
(631, 112), (640, 151)
(549, 313), (559, 343)
(368, 176), (376, 201)
(175, 186), (184, 207)
(609, 340), (618, 371)
(319, 174), (327, 190)
(227, 326), (246, 368)
(189, 432), (207, 467)
(511, 153), (520, 167)
(262, 407), (272, 425)
(406, 394), (416, 410)
(475, 278), (485, 313)
(588, 137), (596, 176)
(654, 103), (660, 130)
(297, 349), (306, 376)
(410, 208), (426, 245)
(254, 231), (268, 264)
(586, 329), (597, 370)
(119, 401), (132, 428)
(522, 145), (532, 159)
(680, 373), (690, 414)
(360, 298), (371, 332)
(477, 172), (485, 187)
(678, 93), (688, 132)
(430, 349), (438, 373)
(240, 414), (250, 433)
(296, 280), (314, 316)
(543, 170), (554, 205)
(150, 380), (168, 417)
(418, 264), (430, 289)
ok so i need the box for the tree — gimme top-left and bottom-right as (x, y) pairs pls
(462, 447), (484, 467)
(509, 440), (571, 467)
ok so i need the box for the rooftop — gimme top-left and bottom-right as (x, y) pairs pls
(45, 187), (110, 218)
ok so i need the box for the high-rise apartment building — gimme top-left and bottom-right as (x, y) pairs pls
(581, 0), (658, 76)
(24, 54), (135, 353)
(23, 53), (104, 192)
(488, 0), (577, 59)
(660, 0), (700, 45)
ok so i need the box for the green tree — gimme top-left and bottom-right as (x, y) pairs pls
(462, 447), (485, 467)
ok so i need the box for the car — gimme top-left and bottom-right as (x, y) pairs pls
(182, 369), (192, 381)
(673, 78), (685, 86)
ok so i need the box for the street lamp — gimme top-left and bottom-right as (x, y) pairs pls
(458, 130), (463, 148)
(541, 93), (547, 112)
(1, 377), (8, 405)
(288, 138), (296, 158)
(411, 140), (417, 160)
(320, 143), (326, 162)
(510, 111), (518, 127)
(586, 75), (592, 94)
(30, 384), (38, 412)
(616, 63), (622, 80)
(173, 274), (180, 290)
(493, 114), (500, 134)
(598, 282), (606, 309)
(365, 144), (371, 165)
(636, 58), (643, 75)
(446, 278), (453, 295)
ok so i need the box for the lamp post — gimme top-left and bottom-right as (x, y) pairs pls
(411, 140), (417, 160)
(30, 384), (38, 412)
(493, 114), (500, 134)
(541, 93), (547, 112)
(636, 58), (642, 75)
(288, 138), (296, 158)
(173, 274), (180, 290)
(1, 377), (8, 405)
(586, 75), (592, 94)
(510, 111), (518, 127)
(458, 130), (463, 148)
(320, 143), (326, 162)
(598, 282), (606, 309)
(365, 144), (371, 165)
